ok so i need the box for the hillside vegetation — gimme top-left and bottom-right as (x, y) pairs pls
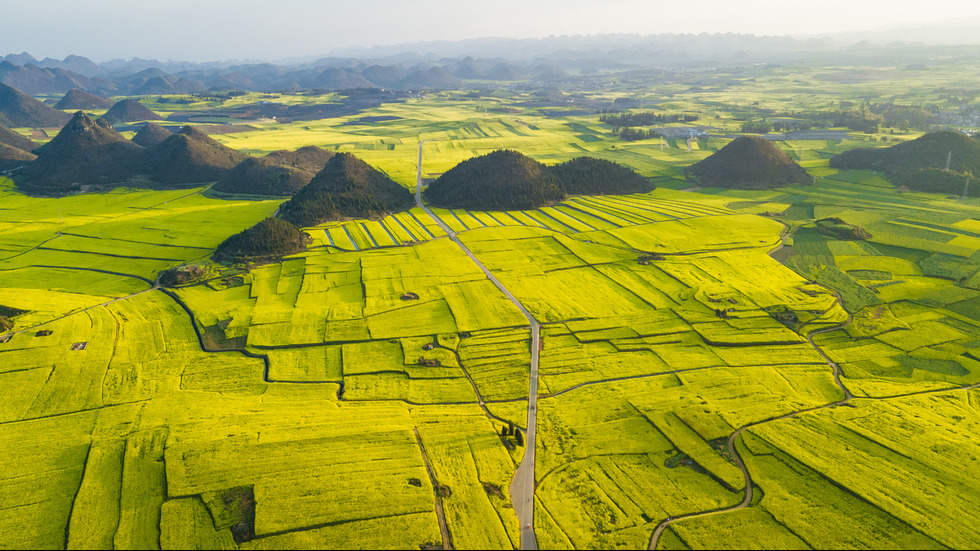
(551, 156), (653, 195)
(131, 122), (173, 148)
(212, 146), (333, 196)
(424, 150), (563, 210)
(0, 83), (70, 127)
(141, 125), (247, 185)
(830, 131), (980, 196)
(17, 111), (142, 192)
(0, 122), (35, 152)
(278, 152), (415, 226)
(213, 217), (311, 262)
(101, 99), (162, 123)
(685, 136), (811, 189)
(15, 114), (249, 191)
(424, 150), (652, 209)
(54, 88), (113, 110)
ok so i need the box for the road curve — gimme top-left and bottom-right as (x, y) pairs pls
(415, 141), (540, 550)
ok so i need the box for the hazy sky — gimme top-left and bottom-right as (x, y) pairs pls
(4, 0), (980, 62)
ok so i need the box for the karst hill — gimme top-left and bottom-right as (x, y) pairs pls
(423, 150), (653, 210)
(423, 150), (563, 210)
(0, 121), (38, 171)
(0, 122), (36, 153)
(212, 146), (334, 196)
(551, 156), (653, 196)
(14, 114), (250, 191)
(213, 217), (312, 263)
(830, 131), (980, 196)
(131, 122), (174, 148)
(685, 136), (811, 189)
(101, 99), (162, 124)
(0, 83), (70, 128)
(141, 125), (247, 185)
(278, 152), (415, 227)
(17, 111), (141, 192)
(54, 88), (113, 110)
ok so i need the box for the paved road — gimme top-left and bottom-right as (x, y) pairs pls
(415, 141), (540, 550)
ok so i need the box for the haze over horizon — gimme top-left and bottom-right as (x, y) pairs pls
(4, 0), (980, 63)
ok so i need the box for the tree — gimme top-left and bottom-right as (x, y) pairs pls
(515, 429), (524, 447)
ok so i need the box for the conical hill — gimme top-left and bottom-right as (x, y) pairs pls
(142, 125), (247, 185)
(278, 152), (414, 226)
(685, 136), (810, 189)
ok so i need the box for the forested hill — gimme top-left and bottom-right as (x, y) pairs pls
(423, 150), (653, 210)
(685, 136), (811, 189)
(830, 131), (980, 196)
(278, 153), (415, 226)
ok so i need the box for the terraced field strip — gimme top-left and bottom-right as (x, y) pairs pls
(573, 197), (660, 225)
(562, 200), (634, 227)
(416, 141), (539, 550)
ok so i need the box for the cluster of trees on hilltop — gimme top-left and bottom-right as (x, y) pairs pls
(424, 150), (652, 210)
(424, 150), (563, 210)
(890, 168), (975, 197)
(830, 131), (980, 197)
(618, 128), (660, 141)
(213, 217), (311, 263)
(685, 136), (810, 190)
(600, 112), (699, 128)
(278, 152), (415, 227)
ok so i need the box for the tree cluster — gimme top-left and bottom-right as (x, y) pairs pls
(830, 131), (980, 197)
(600, 112), (699, 129)
(618, 128), (659, 141)
(740, 120), (772, 134)
(423, 150), (653, 210)
(213, 217), (311, 263)
(278, 153), (415, 227)
(685, 136), (810, 190)
(833, 109), (885, 134)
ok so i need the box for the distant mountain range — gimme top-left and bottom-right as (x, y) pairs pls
(5, 27), (980, 96)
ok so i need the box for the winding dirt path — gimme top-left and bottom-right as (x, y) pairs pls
(647, 282), (978, 549)
(415, 141), (540, 549)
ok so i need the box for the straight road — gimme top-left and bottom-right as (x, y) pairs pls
(416, 141), (540, 549)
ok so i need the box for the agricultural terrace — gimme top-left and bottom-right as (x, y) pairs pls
(4, 72), (980, 549)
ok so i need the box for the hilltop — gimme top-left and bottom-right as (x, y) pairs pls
(54, 88), (113, 110)
(830, 131), (980, 196)
(16, 111), (141, 192)
(550, 156), (653, 195)
(212, 146), (333, 196)
(142, 125), (247, 185)
(278, 152), (414, 226)
(101, 99), (162, 123)
(131, 122), (173, 148)
(264, 146), (334, 174)
(424, 150), (563, 210)
(212, 158), (313, 196)
(0, 83), (70, 128)
(685, 136), (811, 189)
(213, 217), (311, 263)
(15, 116), (250, 191)
(422, 151), (650, 210)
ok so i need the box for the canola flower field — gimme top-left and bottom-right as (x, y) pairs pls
(3, 85), (980, 550)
